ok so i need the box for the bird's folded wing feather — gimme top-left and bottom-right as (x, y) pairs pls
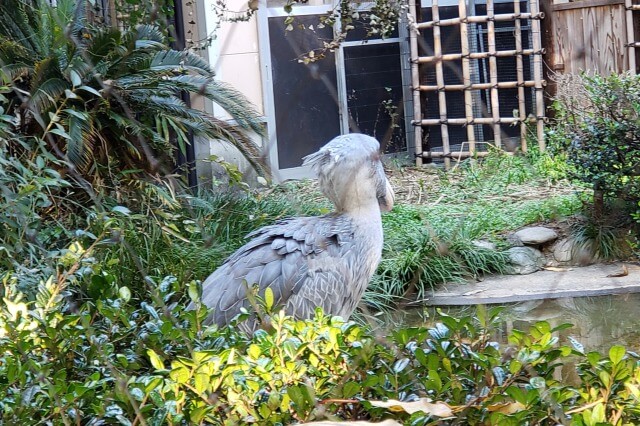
(199, 214), (355, 327)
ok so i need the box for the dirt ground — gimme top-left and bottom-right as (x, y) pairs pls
(273, 164), (580, 207)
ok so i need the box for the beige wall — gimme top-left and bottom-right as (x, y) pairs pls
(193, 0), (267, 186)
(205, 0), (265, 119)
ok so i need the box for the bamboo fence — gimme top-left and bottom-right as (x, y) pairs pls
(409, 0), (547, 166)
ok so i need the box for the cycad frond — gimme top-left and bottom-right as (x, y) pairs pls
(86, 27), (122, 62)
(30, 57), (61, 92)
(201, 115), (267, 176)
(0, 0), (40, 56)
(0, 39), (32, 66)
(205, 79), (265, 136)
(65, 109), (94, 170)
(0, 63), (32, 82)
(68, 0), (87, 41)
(150, 50), (213, 75)
(131, 25), (166, 46)
(153, 74), (265, 137)
(29, 78), (69, 112)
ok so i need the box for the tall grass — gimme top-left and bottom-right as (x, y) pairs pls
(89, 151), (585, 311)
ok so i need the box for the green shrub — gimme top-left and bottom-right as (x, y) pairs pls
(0, 121), (71, 284)
(549, 73), (640, 203)
(3, 273), (640, 425)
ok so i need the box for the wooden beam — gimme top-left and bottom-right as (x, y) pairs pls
(514, 0), (528, 152)
(626, 0), (637, 72)
(418, 48), (542, 63)
(417, 117), (536, 126)
(421, 151), (499, 159)
(417, 12), (544, 29)
(432, 0), (451, 168)
(531, 0), (546, 150)
(487, 0), (502, 148)
(552, 0), (623, 11)
(419, 80), (542, 92)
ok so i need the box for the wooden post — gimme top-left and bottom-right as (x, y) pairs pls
(433, 0), (451, 168)
(626, 0), (637, 73)
(459, 0), (476, 154)
(530, 0), (545, 150)
(514, 0), (528, 152)
(409, 0), (423, 166)
(487, 0), (502, 148)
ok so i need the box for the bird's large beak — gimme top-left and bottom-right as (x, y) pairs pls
(378, 179), (395, 212)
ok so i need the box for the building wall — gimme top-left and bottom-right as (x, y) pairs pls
(205, 0), (265, 118)
(195, 0), (267, 187)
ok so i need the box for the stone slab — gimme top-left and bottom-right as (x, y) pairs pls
(423, 263), (640, 305)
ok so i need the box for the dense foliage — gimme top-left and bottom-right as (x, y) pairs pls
(369, 151), (582, 304)
(3, 271), (640, 425)
(549, 73), (640, 204)
(0, 0), (267, 187)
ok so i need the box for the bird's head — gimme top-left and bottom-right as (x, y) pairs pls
(303, 134), (395, 213)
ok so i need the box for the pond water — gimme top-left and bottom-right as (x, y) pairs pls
(392, 293), (640, 354)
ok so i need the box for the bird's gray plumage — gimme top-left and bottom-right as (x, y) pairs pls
(194, 134), (394, 332)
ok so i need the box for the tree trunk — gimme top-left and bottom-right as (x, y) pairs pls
(593, 184), (604, 222)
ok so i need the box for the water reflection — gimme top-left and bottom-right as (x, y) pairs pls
(393, 293), (640, 353)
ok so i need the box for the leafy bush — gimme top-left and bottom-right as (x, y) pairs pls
(0, 109), (71, 279)
(549, 73), (640, 203)
(3, 273), (640, 425)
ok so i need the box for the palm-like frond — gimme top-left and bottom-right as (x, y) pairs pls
(2, 0), (269, 186)
(131, 24), (166, 46)
(65, 109), (95, 170)
(28, 78), (69, 112)
(0, 1), (41, 56)
(205, 80), (265, 136)
(149, 50), (213, 75)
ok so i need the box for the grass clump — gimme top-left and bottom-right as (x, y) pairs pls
(364, 151), (586, 306)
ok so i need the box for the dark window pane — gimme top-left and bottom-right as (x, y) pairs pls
(269, 17), (341, 169)
(344, 43), (406, 153)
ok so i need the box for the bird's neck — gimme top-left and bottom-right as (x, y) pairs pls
(328, 170), (382, 219)
(337, 200), (382, 222)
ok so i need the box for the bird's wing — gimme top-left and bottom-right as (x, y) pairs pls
(199, 214), (355, 327)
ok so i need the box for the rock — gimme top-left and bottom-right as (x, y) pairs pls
(506, 233), (524, 247)
(553, 238), (574, 263)
(505, 247), (546, 275)
(552, 237), (598, 265)
(472, 240), (497, 251)
(573, 242), (598, 266)
(513, 226), (558, 245)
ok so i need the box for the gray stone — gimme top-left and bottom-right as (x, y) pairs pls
(505, 246), (546, 275)
(506, 233), (524, 247)
(553, 238), (574, 263)
(472, 240), (497, 251)
(514, 226), (558, 245)
(572, 243), (598, 266)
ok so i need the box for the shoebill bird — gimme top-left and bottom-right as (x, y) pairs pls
(195, 134), (394, 331)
